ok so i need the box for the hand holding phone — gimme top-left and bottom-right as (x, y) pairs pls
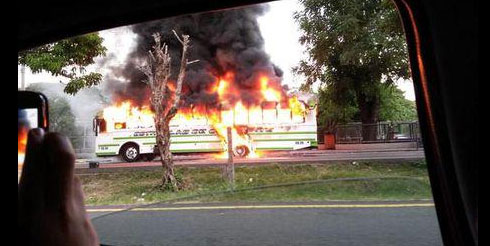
(18, 91), (49, 178)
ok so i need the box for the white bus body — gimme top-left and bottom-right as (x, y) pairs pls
(94, 104), (317, 161)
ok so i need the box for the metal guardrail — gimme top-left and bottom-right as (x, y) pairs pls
(66, 121), (96, 154)
(333, 121), (421, 144)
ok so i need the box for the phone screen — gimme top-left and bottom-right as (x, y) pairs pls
(18, 108), (39, 180)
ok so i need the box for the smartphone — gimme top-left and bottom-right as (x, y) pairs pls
(18, 91), (49, 177)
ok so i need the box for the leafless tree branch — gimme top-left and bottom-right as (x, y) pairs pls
(139, 30), (197, 190)
(187, 59), (200, 65)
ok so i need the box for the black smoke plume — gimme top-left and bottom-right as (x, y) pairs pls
(105, 4), (284, 110)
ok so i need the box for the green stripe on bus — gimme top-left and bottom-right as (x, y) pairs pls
(171, 149), (223, 153)
(256, 147), (294, 150)
(249, 131), (317, 135)
(173, 140), (221, 144)
(113, 132), (316, 140)
(142, 140), (222, 145)
(98, 144), (120, 147)
(96, 152), (117, 156)
(172, 134), (216, 137)
(254, 138), (317, 142)
(114, 134), (217, 140)
(114, 136), (154, 140)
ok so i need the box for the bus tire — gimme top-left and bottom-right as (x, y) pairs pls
(120, 143), (140, 162)
(234, 145), (250, 158)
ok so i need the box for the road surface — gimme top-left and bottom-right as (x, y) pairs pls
(90, 201), (441, 246)
(76, 149), (425, 173)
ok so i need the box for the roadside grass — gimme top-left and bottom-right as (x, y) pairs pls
(79, 160), (431, 206)
(200, 179), (431, 203)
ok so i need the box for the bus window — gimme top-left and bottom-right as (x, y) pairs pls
(277, 108), (292, 123)
(248, 106), (263, 125)
(262, 101), (277, 124)
(100, 118), (106, 132)
(234, 102), (249, 125)
(192, 114), (208, 126)
(221, 110), (234, 125)
(292, 113), (305, 123)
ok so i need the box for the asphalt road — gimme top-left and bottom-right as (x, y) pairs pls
(90, 201), (442, 246)
(76, 149), (425, 173)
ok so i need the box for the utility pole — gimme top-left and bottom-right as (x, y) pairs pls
(226, 127), (235, 188)
(20, 65), (26, 90)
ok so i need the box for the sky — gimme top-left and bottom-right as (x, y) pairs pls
(17, 0), (415, 101)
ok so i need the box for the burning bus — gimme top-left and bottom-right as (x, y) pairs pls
(89, 6), (323, 162)
(93, 77), (318, 162)
(88, 5), (323, 162)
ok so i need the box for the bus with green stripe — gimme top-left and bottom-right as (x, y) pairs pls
(93, 100), (317, 162)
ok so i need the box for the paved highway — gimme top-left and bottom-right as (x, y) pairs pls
(90, 201), (441, 246)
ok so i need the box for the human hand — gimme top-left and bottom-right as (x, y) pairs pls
(18, 129), (99, 246)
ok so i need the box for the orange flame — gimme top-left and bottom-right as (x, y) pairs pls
(217, 79), (228, 97)
(101, 73), (307, 158)
(18, 126), (28, 168)
(260, 76), (282, 102)
(102, 101), (154, 131)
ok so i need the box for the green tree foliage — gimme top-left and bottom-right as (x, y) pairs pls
(317, 85), (357, 133)
(317, 84), (417, 132)
(48, 97), (77, 135)
(18, 33), (107, 95)
(379, 86), (417, 122)
(294, 0), (410, 140)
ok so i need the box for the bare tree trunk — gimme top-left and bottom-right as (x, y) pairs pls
(139, 32), (198, 190)
(156, 119), (176, 188)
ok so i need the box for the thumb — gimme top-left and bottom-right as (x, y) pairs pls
(18, 128), (46, 238)
(19, 128), (46, 202)
(43, 132), (76, 211)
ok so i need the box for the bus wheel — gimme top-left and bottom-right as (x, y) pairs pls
(234, 145), (250, 158)
(120, 143), (140, 162)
